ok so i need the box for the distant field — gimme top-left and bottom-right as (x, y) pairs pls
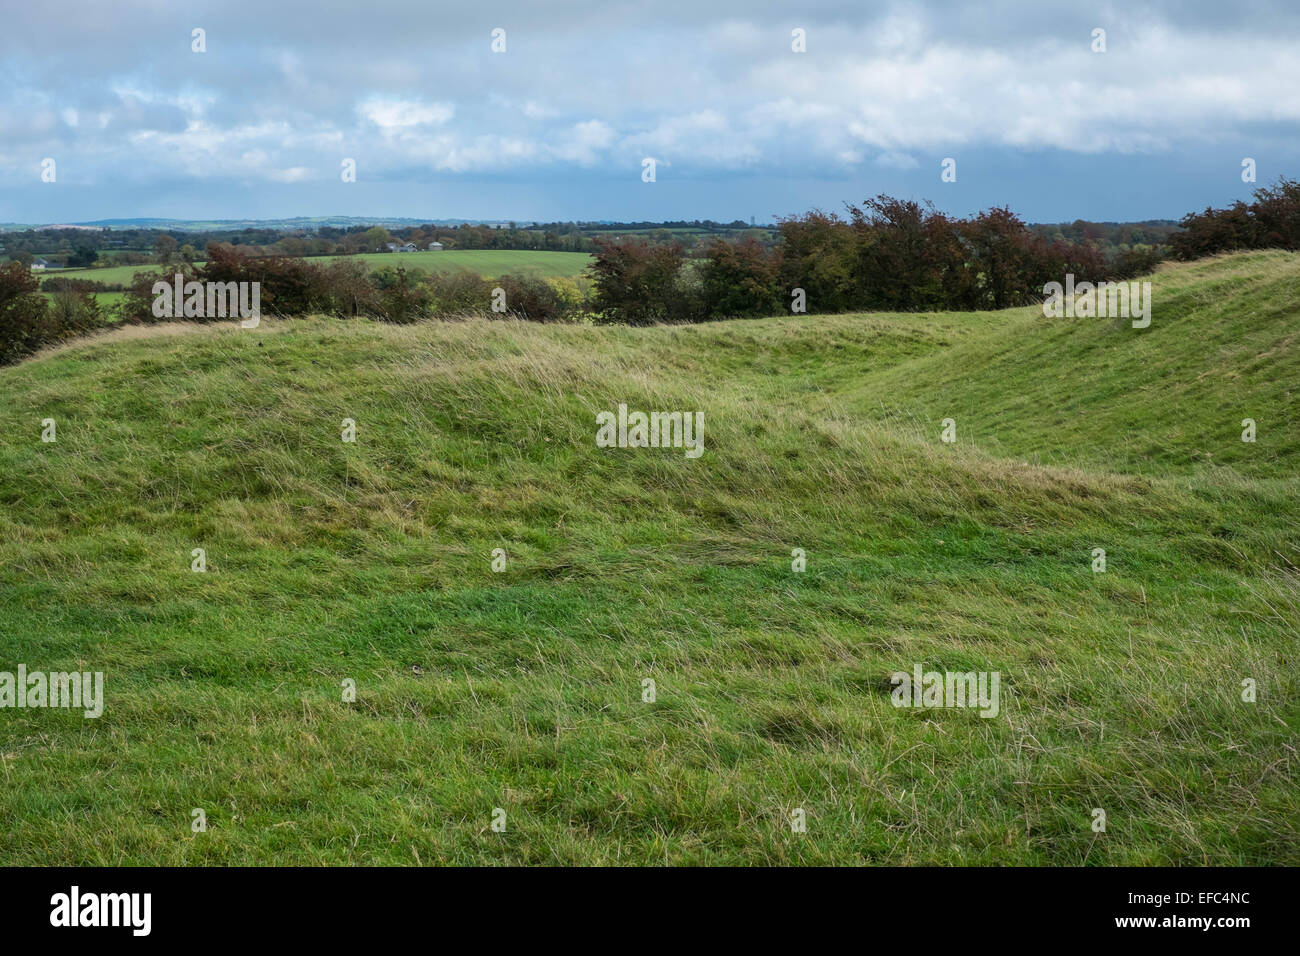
(40, 250), (593, 287)
(37, 290), (125, 309)
(37, 264), (146, 286)
(324, 250), (591, 277)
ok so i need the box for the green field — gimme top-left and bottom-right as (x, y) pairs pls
(35, 264), (145, 286)
(0, 251), (1296, 864)
(41, 250), (593, 287)
(323, 250), (591, 277)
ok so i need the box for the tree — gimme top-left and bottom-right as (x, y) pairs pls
(200, 242), (326, 317)
(775, 211), (856, 313)
(362, 226), (392, 251)
(67, 244), (99, 268)
(589, 238), (695, 325)
(154, 234), (178, 265)
(1168, 178), (1300, 260)
(960, 207), (1042, 309)
(700, 238), (781, 317)
(377, 266), (430, 323)
(847, 195), (956, 310)
(0, 261), (53, 364)
(321, 258), (379, 317)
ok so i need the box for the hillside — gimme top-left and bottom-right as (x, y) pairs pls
(853, 251), (1300, 478)
(0, 251), (1296, 864)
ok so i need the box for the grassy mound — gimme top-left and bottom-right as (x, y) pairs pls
(1, 251), (1296, 864)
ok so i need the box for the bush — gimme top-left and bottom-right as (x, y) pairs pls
(0, 262), (108, 364)
(1169, 178), (1300, 260)
(1111, 246), (1164, 280)
(376, 267), (432, 323)
(120, 268), (196, 324)
(0, 262), (52, 363)
(543, 275), (594, 319)
(700, 238), (782, 317)
(320, 258), (381, 317)
(426, 268), (493, 314)
(589, 238), (697, 324)
(42, 277), (109, 294)
(847, 195), (985, 311)
(1251, 178), (1300, 249)
(49, 289), (105, 336)
(493, 273), (568, 322)
(775, 211), (856, 313)
(200, 243), (326, 316)
(960, 207), (1107, 309)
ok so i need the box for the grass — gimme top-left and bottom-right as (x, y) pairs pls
(0, 250), (1296, 865)
(42, 249), (593, 287)
(312, 249), (592, 277)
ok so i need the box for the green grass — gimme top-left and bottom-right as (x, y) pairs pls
(43, 249), (593, 287)
(1, 251), (1296, 865)
(37, 264), (147, 286)
(317, 249), (592, 277)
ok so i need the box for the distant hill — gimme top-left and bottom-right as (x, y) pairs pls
(0, 216), (528, 233)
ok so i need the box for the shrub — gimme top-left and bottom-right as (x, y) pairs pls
(959, 207), (1107, 309)
(1111, 246), (1164, 280)
(200, 243), (326, 316)
(699, 238), (782, 317)
(589, 238), (696, 325)
(543, 275), (593, 319)
(376, 266), (432, 323)
(42, 277), (109, 294)
(1251, 178), (1300, 249)
(0, 262), (53, 364)
(847, 195), (972, 311)
(494, 273), (568, 322)
(320, 258), (381, 317)
(49, 289), (105, 336)
(1169, 178), (1300, 260)
(426, 267), (493, 314)
(119, 268), (196, 324)
(775, 211), (856, 314)
(0, 262), (108, 364)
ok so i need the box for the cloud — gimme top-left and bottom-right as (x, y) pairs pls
(359, 97), (455, 130)
(0, 0), (1297, 220)
(551, 120), (615, 165)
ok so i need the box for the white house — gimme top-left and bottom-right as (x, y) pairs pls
(31, 258), (49, 271)
(400, 242), (418, 252)
(427, 241), (444, 251)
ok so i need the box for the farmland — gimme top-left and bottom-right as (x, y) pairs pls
(41, 250), (594, 288)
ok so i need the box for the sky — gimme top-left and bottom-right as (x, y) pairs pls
(2, 0), (1298, 226)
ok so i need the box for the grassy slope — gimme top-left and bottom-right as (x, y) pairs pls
(0, 252), (1296, 864)
(851, 250), (1299, 478)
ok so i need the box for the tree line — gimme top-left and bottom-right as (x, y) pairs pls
(1, 219), (780, 269)
(593, 197), (1120, 323)
(1167, 178), (1300, 260)
(3, 183), (1298, 365)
